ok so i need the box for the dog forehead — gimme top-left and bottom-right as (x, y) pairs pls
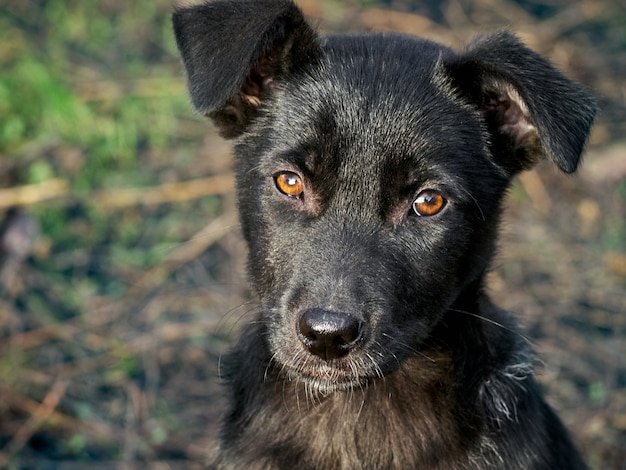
(310, 34), (452, 126)
(270, 34), (479, 176)
(321, 33), (450, 78)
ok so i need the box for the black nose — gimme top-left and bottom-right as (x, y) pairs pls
(297, 309), (363, 360)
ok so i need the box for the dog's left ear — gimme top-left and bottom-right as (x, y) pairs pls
(172, 0), (319, 138)
(443, 31), (596, 175)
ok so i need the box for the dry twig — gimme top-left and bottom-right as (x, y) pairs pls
(91, 175), (235, 210)
(0, 379), (69, 467)
(0, 179), (69, 209)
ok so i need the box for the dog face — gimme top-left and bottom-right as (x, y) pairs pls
(173, 1), (595, 394)
(231, 36), (512, 392)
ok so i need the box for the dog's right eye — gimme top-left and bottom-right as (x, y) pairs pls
(274, 171), (304, 199)
(412, 190), (446, 217)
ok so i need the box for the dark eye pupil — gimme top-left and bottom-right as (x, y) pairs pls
(421, 194), (436, 205)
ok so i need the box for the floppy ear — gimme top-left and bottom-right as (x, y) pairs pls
(172, 0), (319, 138)
(443, 31), (596, 174)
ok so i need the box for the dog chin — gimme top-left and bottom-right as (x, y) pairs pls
(297, 374), (367, 395)
(282, 363), (370, 395)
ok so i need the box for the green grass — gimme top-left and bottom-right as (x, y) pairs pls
(0, 1), (190, 185)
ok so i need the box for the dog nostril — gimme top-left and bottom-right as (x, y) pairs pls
(298, 309), (363, 361)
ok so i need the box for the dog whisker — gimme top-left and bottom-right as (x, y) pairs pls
(216, 301), (260, 336)
(380, 333), (437, 364)
(448, 308), (534, 346)
(265, 352), (279, 384)
(458, 185), (486, 222)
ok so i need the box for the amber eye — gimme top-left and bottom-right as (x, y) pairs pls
(274, 171), (304, 198)
(412, 190), (446, 217)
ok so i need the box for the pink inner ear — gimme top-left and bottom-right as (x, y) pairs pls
(240, 52), (277, 107)
(210, 53), (277, 138)
(482, 90), (537, 149)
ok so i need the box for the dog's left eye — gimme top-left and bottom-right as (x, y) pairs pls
(274, 171), (304, 198)
(412, 190), (446, 217)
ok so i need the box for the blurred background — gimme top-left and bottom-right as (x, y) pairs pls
(0, 0), (624, 468)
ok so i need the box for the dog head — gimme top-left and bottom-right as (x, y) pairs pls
(173, 0), (596, 393)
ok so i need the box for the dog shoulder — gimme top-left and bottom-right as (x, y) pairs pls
(472, 307), (587, 469)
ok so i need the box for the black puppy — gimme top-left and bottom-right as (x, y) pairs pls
(173, 1), (596, 468)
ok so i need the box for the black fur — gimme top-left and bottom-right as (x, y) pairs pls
(173, 1), (596, 468)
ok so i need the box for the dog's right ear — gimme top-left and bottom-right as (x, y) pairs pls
(442, 31), (596, 175)
(173, 0), (319, 138)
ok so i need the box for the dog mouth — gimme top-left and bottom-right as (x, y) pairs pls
(282, 362), (369, 394)
(275, 349), (382, 395)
